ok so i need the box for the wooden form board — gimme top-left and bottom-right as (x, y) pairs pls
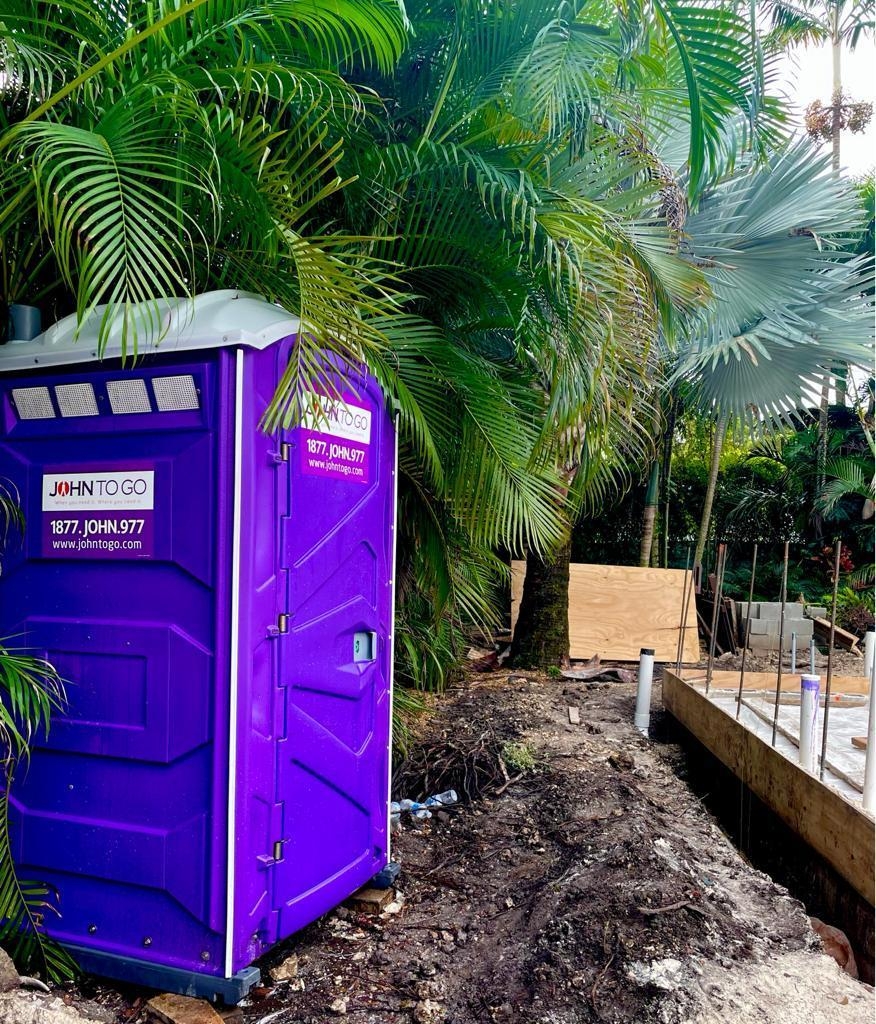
(682, 670), (870, 696)
(511, 561), (700, 663)
(663, 671), (874, 906)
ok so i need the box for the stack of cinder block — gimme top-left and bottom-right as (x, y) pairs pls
(738, 602), (827, 652)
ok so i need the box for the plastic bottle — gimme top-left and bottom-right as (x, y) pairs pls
(424, 789), (458, 808)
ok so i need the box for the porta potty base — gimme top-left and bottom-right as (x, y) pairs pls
(0, 292), (396, 1001)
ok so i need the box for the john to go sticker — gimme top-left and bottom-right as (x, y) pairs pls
(42, 469), (155, 559)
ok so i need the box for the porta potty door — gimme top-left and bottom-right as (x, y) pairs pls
(270, 375), (395, 938)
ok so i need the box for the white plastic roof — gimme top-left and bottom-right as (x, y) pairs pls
(0, 290), (301, 372)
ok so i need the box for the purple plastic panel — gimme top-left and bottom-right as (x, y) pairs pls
(0, 334), (394, 987)
(229, 344), (394, 971)
(0, 355), (234, 976)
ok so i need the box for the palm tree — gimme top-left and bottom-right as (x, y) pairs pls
(334, 0), (756, 670)
(675, 142), (873, 576)
(767, 0), (874, 172)
(766, 0), (874, 485)
(0, 0), (410, 426)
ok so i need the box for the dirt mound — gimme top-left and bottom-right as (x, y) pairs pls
(55, 671), (873, 1023)
(236, 673), (873, 1023)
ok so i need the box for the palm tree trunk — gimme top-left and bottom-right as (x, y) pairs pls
(817, 375), (831, 491)
(693, 409), (730, 577)
(509, 536), (572, 669)
(831, 23), (842, 175)
(639, 461), (660, 567)
(661, 396), (678, 567)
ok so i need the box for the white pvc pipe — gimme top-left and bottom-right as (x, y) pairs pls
(863, 660), (876, 814)
(634, 647), (655, 736)
(864, 631), (875, 682)
(799, 674), (820, 773)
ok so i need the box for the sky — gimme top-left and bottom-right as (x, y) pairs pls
(777, 40), (876, 176)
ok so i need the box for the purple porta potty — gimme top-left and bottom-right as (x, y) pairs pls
(0, 291), (397, 1000)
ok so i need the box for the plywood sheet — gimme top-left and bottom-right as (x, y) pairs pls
(511, 561), (699, 663)
(663, 671), (874, 906)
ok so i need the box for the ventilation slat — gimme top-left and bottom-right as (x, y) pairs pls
(107, 379), (151, 414)
(55, 383), (99, 417)
(12, 387), (56, 420)
(152, 375), (199, 412)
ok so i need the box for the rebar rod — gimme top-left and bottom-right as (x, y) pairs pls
(705, 543), (727, 694)
(675, 545), (693, 676)
(770, 541), (790, 746)
(735, 543), (758, 720)
(819, 542), (843, 781)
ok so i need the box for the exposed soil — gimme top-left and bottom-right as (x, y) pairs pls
(700, 648), (867, 677)
(37, 670), (876, 1023)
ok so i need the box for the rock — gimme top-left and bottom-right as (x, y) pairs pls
(78, 1001), (116, 1023)
(0, 993), (87, 1023)
(146, 993), (225, 1024)
(810, 918), (858, 979)
(270, 953), (299, 982)
(0, 947), (19, 992)
(329, 996), (348, 1014)
(626, 958), (685, 991)
(413, 998), (445, 1023)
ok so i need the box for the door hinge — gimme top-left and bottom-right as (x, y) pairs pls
(256, 839), (288, 868)
(268, 443), (292, 465)
(267, 614), (290, 638)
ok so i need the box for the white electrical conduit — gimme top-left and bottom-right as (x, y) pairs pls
(634, 648), (655, 736)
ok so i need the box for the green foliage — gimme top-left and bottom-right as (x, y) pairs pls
(0, 646), (75, 981)
(500, 740), (537, 774)
(673, 143), (873, 427)
(0, 486), (74, 980)
(0, 0), (410, 425)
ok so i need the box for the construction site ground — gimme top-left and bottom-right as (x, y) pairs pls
(26, 664), (873, 1024)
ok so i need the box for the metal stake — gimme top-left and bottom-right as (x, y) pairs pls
(736, 542), (758, 720)
(790, 632), (797, 674)
(705, 543), (727, 694)
(675, 545), (693, 676)
(819, 542), (843, 781)
(770, 541), (790, 747)
(809, 637), (816, 674)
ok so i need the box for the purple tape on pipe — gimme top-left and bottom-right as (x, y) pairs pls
(801, 675), (820, 691)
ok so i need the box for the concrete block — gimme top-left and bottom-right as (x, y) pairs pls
(784, 603), (807, 620)
(787, 620), (814, 638)
(748, 632), (795, 652)
(758, 603), (781, 620)
(738, 602), (758, 620)
(805, 606), (828, 619)
(749, 634), (775, 651)
(749, 619), (777, 636)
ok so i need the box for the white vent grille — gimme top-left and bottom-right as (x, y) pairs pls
(12, 387), (55, 420)
(107, 379), (151, 414)
(152, 375), (199, 412)
(55, 382), (99, 417)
